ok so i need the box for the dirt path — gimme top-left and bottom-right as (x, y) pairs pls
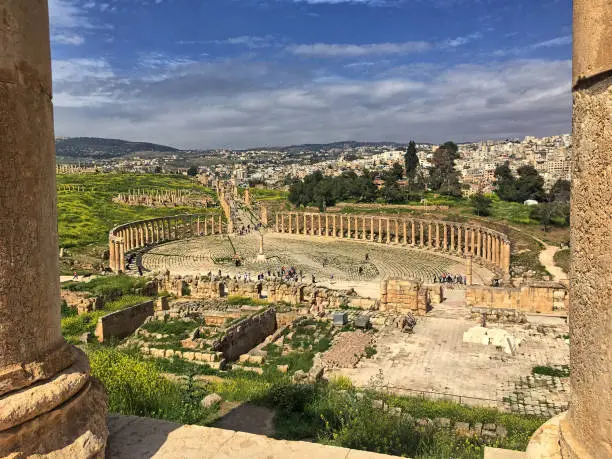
(539, 245), (568, 282)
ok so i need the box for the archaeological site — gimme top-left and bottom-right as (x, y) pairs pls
(0, 0), (610, 458)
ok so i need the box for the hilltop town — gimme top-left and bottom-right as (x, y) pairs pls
(58, 133), (571, 195)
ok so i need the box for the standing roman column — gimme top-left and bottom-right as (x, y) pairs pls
(450, 225), (455, 252)
(370, 217), (375, 241)
(325, 214), (330, 236)
(347, 215), (351, 238)
(466, 255), (473, 286)
(443, 224), (448, 251)
(435, 224), (440, 249)
(109, 239), (116, 271)
(340, 215), (344, 238)
(0, 2), (107, 455)
(385, 219), (390, 243)
(394, 220), (399, 244)
(411, 220), (416, 246)
(362, 217), (367, 240)
(419, 221), (424, 247)
(464, 226), (470, 255)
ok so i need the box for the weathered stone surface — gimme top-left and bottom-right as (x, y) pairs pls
(0, 348), (90, 431)
(107, 414), (399, 458)
(0, 378), (108, 458)
(201, 393), (222, 409)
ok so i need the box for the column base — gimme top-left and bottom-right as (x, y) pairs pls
(525, 411), (596, 459)
(0, 347), (108, 458)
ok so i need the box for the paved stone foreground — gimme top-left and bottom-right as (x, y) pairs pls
(327, 299), (570, 416)
(107, 414), (399, 458)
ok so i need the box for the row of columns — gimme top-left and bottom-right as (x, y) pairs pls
(109, 215), (225, 272)
(273, 212), (510, 275)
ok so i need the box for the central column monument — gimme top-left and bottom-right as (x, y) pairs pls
(0, 1), (108, 457)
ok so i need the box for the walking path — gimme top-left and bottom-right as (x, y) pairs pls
(538, 245), (568, 283)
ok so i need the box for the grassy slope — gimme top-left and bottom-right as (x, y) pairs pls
(57, 173), (220, 248)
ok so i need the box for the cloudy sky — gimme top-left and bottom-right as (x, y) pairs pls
(50, 0), (572, 149)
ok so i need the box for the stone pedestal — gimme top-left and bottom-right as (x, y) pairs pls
(0, 1), (108, 456)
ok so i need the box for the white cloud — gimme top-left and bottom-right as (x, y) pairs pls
(52, 57), (571, 149)
(49, 0), (91, 45)
(494, 35), (572, 57)
(289, 41), (431, 57)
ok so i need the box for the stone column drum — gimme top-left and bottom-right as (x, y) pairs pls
(555, 1), (612, 457)
(0, 1), (108, 456)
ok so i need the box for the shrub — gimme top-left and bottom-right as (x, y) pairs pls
(329, 375), (353, 391)
(88, 346), (215, 425)
(365, 346), (377, 358)
(532, 365), (570, 378)
(141, 319), (199, 336)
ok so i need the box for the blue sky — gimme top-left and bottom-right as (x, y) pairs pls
(50, 0), (572, 149)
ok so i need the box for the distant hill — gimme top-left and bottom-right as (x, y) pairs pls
(55, 137), (179, 159)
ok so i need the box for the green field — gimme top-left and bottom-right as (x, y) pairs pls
(57, 173), (220, 249)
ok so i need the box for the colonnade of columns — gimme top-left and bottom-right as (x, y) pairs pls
(273, 212), (511, 276)
(109, 214), (225, 272)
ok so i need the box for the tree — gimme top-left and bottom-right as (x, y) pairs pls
(494, 162), (517, 202)
(530, 202), (559, 232)
(515, 165), (545, 202)
(404, 140), (419, 190)
(428, 141), (462, 196)
(187, 166), (198, 177)
(550, 179), (571, 202)
(471, 192), (492, 216)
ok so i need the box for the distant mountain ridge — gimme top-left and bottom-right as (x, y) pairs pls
(55, 137), (179, 159)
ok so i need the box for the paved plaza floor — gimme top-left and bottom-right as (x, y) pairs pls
(142, 233), (494, 298)
(327, 297), (570, 417)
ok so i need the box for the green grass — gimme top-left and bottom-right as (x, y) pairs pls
(249, 188), (288, 202)
(532, 365), (570, 378)
(61, 294), (151, 343)
(57, 173), (220, 249)
(553, 249), (570, 274)
(87, 346), (216, 425)
(62, 274), (150, 300)
(225, 295), (269, 306)
(141, 319), (201, 336)
(269, 384), (544, 457)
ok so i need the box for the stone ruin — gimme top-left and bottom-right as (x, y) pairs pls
(113, 188), (214, 208)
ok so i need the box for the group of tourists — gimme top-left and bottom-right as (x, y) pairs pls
(434, 273), (467, 285)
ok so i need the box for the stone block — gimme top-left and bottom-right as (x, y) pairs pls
(333, 312), (348, 326)
(201, 393), (222, 409)
(276, 365), (289, 373)
(454, 422), (471, 436)
(354, 315), (371, 329)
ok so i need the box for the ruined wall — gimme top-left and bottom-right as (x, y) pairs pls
(379, 279), (430, 315)
(465, 282), (568, 314)
(214, 308), (277, 361)
(95, 300), (155, 342)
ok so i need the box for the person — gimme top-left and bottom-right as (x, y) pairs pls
(312, 274), (316, 284)
(365, 253), (369, 261)
(138, 265), (143, 276)
(73, 271), (78, 280)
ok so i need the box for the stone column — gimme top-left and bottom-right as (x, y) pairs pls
(340, 215), (344, 238)
(385, 219), (390, 243)
(419, 221), (424, 247)
(450, 225), (455, 252)
(288, 213), (293, 234)
(394, 220), (399, 244)
(464, 226), (470, 255)
(471, 229), (477, 256)
(370, 218), (375, 241)
(325, 214), (330, 236)
(435, 224), (440, 249)
(119, 240), (126, 272)
(109, 239), (116, 271)
(427, 222), (432, 248)
(218, 215), (223, 234)
(443, 224), (448, 251)
(318, 214), (322, 235)
(347, 215), (351, 238)
(363, 217), (367, 240)
(411, 220), (416, 246)
(476, 230), (482, 258)
(466, 256), (473, 286)
(303, 213), (307, 235)
(403, 220), (407, 245)
(332, 215), (337, 237)
(0, 2), (107, 455)
(377, 218), (381, 242)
